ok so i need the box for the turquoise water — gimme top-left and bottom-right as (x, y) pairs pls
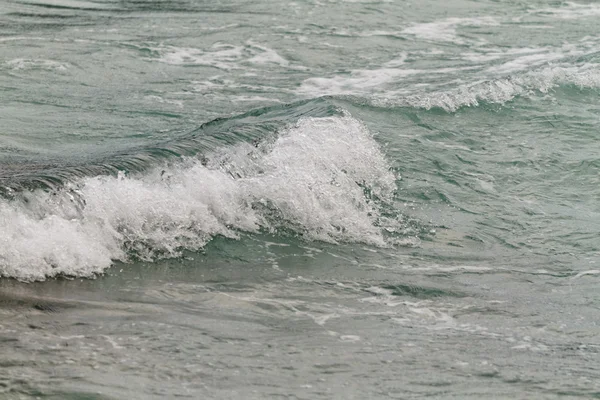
(1, 0), (600, 398)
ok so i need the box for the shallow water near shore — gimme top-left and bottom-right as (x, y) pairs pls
(1, 0), (600, 398)
(3, 237), (599, 399)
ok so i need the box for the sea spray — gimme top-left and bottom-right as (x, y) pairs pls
(0, 115), (397, 281)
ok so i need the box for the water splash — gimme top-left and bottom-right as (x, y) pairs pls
(0, 115), (398, 281)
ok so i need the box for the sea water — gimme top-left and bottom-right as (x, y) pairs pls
(1, 0), (599, 398)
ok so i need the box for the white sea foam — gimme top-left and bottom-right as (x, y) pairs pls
(143, 95), (184, 108)
(401, 17), (499, 44)
(298, 68), (421, 96)
(375, 64), (600, 112)
(0, 115), (397, 281)
(530, 2), (600, 20)
(382, 53), (408, 68)
(20, 0), (113, 9)
(155, 42), (291, 70)
(245, 42), (289, 67)
(4, 58), (70, 71)
(461, 47), (549, 64)
(486, 52), (569, 74)
(155, 44), (245, 70)
(297, 65), (474, 97)
(571, 270), (600, 279)
(482, 42), (598, 74)
(230, 95), (283, 103)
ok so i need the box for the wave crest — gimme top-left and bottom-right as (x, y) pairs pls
(0, 114), (398, 281)
(372, 65), (600, 112)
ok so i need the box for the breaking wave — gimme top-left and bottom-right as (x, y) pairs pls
(0, 112), (398, 281)
(372, 65), (600, 112)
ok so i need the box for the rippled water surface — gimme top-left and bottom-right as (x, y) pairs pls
(1, 0), (600, 398)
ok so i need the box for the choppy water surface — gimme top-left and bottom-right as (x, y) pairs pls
(1, 0), (600, 398)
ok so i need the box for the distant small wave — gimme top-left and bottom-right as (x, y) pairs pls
(327, 64), (600, 113)
(373, 64), (600, 112)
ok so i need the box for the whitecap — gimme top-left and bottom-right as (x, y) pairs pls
(401, 17), (499, 44)
(0, 115), (397, 281)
